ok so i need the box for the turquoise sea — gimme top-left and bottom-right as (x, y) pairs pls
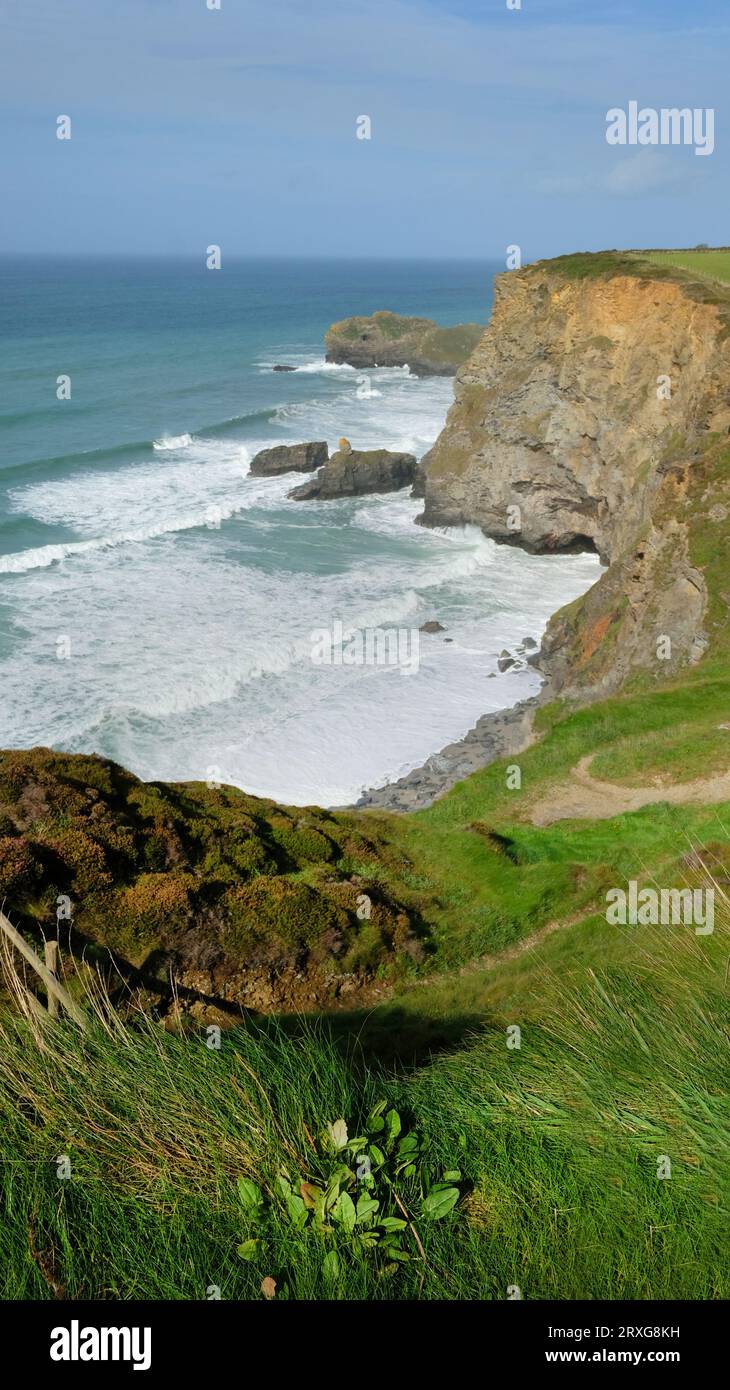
(0, 257), (600, 804)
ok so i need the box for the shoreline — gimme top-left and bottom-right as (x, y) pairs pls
(349, 638), (547, 811)
(350, 695), (538, 812)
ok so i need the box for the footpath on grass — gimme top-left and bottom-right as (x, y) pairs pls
(528, 754), (730, 826)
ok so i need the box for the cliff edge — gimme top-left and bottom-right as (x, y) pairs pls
(420, 252), (730, 698)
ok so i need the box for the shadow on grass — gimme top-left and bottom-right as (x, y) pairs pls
(257, 1001), (492, 1074)
(31, 924), (493, 1074)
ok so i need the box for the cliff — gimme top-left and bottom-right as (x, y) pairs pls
(325, 310), (482, 376)
(420, 252), (730, 697)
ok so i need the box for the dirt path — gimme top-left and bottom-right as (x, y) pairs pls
(529, 754), (730, 827)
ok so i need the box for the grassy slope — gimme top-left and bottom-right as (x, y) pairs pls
(1, 900), (726, 1300)
(2, 249), (729, 1300)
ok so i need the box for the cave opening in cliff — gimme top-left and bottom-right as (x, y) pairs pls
(553, 533), (600, 556)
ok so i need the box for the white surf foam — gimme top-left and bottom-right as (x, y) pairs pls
(0, 353), (603, 803)
(152, 433), (193, 451)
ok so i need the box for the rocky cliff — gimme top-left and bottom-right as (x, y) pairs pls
(420, 253), (730, 697)
(325, 311), (482, 376)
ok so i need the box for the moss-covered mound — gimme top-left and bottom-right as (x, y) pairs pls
(0, 748), (426, 1014)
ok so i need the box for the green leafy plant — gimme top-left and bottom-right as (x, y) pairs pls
(236, 1102), (463, 1288)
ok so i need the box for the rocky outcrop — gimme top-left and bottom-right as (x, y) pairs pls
(420, 252), (730, 697)
(288, 447), (417, 500)
(250, 441), (328, 477)
(325, 311), (482, 377)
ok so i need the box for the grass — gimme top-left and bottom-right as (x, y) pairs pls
(1, 879), (727, 1300)
(590, 723), (730, 785)
(362, 667), (730, 968)
(531, 247), (730, 292)
(642, 249), (730, 286)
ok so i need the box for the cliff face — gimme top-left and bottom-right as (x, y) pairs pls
(421, 255), (730, 696)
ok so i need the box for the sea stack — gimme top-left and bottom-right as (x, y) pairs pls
(249, 441), (329, 477)
(325, 311), (482, 377)
(288, 446), (417, 500)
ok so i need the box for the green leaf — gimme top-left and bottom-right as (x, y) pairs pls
(237, 1238), (260, 1262)
(443, 1169), (462, 1182)
(322, 1250), (340, 1283)
(368, 1144), (386, 1170)
(324, 1165), (352, 1212)
(383, 1109), (402, 1148)
(236, 1177), (264, 1216)
(379, 1216), (408, 1232)
(397, 1133), (420, 1159)
(332, 1190), (356, 1235)
(366, 1100), (387, 1134)
(355, 1194), (380, 1226)
(381, 1239), (410, 1262)
(285, 1193), (309, 1231)
(423, 1185), (460, 1221)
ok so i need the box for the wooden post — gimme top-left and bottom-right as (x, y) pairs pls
(44, 939), (60, 1019)
(0, 910), (87, 1031)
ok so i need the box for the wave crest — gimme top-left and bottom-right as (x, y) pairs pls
(152, 433), (193, 451)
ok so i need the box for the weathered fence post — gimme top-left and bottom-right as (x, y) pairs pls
(44, 939), (60, 1019)
(0, 909), (88, 1031)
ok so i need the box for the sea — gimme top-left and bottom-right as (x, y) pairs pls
(0, 257), (601, 806)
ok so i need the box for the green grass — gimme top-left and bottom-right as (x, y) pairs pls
(1, 895), (726, 1300)
(359, 668), (730, 968)
(590, 722), (730, 784)
(642, 249), (730, 285)
(529, 251), (668, 281)
(532, 247), (730, 292)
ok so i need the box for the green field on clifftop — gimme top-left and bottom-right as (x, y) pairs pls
(643, 249), (730, 284)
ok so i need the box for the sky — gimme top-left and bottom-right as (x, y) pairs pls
(1, 0), (727, 259)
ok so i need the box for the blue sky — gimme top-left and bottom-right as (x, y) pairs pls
(1, 0), (727, 258)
